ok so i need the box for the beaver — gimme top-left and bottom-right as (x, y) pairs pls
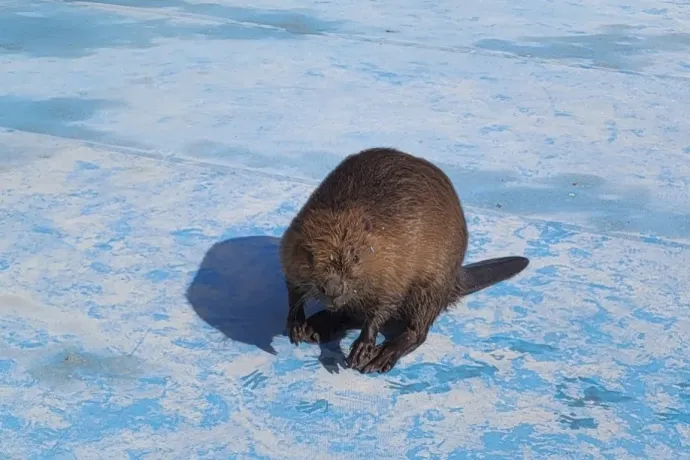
(279, 147), (529, 373)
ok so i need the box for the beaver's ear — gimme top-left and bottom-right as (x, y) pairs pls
(299, 244), (314, 265)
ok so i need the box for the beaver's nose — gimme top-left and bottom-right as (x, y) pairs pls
(323, 278), (343, 298)
(332, 295), (348, 308)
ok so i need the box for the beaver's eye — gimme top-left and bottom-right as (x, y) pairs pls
(353, 253), (360, 264)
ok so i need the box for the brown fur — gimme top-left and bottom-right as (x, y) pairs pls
(280, 147), (473, 373)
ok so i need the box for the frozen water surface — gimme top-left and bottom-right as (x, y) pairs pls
(1, 0), (689, 458)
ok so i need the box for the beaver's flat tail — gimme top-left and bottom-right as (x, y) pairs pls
(455, 256), (529, 297)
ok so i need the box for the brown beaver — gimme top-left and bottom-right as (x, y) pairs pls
(279, 147), (528, 373)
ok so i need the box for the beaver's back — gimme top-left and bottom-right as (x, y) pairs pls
(309, 149), (457, 216)
(303, 147), (468, 291)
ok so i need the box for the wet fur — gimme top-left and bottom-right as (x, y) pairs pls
(280, 147), (528, 373)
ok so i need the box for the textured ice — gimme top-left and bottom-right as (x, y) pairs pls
(0, 0), (689, 458)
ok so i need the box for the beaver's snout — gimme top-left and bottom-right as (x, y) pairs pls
(323, 277), (344, 298)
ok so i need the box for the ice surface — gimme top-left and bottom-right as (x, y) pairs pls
(1, 0), (689, 458)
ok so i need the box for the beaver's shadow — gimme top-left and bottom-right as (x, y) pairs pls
(186, 236), (360, 373)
